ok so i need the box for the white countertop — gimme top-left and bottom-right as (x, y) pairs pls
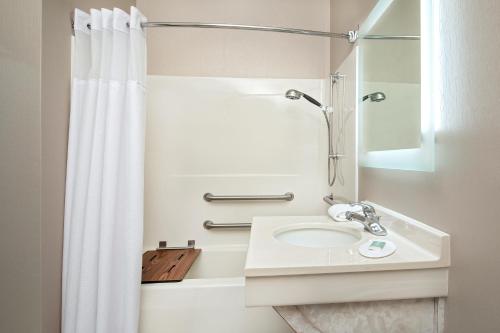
(245, 204), (450, 277)
(244, 203), (450, 306)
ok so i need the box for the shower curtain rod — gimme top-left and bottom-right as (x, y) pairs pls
(72, 18), (421, 42)
(72, 18), (359, 43)
(141, 22), (356, 41)
(142, 23), (419, 41)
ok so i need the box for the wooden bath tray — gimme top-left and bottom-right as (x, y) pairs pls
(142, 248), (201, 283)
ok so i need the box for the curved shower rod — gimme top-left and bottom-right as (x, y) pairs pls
(71, 15), (359, 43)
(72, 14), (420, 42)
(141, 23), (420, 41)
(141, 21), (357, 42)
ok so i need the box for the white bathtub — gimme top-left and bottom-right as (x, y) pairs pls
(139, 245), (292, 333)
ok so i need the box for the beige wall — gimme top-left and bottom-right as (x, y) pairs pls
(330, 0), (500, 332)
(68, 0), (135, 12)
(41, 2), (70, 332)
(137, 0), (330, 78)
(330, 0), (377, 71)
(0, 1), (42, 332)
(0, 1), (136, 333)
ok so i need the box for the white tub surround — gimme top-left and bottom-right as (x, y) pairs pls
(244, 203), (450, 306)
(144, 76), (331, 250)
(140, 246), (292, 333)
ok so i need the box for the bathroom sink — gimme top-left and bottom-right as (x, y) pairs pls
(245, 211), (450, 307)
(274, 224), (361, 248)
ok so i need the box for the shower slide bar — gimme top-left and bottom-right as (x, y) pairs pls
(203, 192), (294, 202)
(203, 220), (251, 230)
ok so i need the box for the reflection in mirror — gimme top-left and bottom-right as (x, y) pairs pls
(363, 0), (420, 151)
(358, 0), (437, 171)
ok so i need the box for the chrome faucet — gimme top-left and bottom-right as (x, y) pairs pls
(345, 203), (387, 236)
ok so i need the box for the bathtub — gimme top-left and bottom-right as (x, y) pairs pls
(139, 245), (292, 333)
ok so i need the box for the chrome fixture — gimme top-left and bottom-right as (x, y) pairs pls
(285, 89), (326, 109)
(323, 194), (337, 206)
(362, 92), (386, 102)
(143, 22), (355, 40)
(345, 203), (387, 236)
(331, 72), (346, 84)
(203, 192), (294, 202)
(157, 240), (195, 250)
(285, 89), (338, 186)
(203, 220), (251, 230)
(71, 15), (359, 43)
(362, 34), (420, 40)
(328, 72), (348, 187)
(323, 194), (348, 206)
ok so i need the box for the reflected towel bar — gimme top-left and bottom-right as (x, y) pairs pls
(362, 34), (420, 40)
(203, 220), (252, 230)
(203, 192), (294, 202)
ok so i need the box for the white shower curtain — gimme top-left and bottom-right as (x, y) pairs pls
(62, 7), (147, 333)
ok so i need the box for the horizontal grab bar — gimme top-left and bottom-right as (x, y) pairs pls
(203, 220), (252, 230)
(203, 192), (294, 202)
(323, 194), (363, 206)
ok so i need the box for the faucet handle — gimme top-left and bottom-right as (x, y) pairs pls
(349, 202), (375, 216)
(345, 211), (354, 221)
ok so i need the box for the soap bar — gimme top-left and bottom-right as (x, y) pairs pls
(358, 239), (396, 258)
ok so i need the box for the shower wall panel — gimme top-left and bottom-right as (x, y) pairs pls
(144, 76), (330, 248)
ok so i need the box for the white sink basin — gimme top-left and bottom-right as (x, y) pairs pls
(274, 225), (362, 248)
(245, 211), (450, 307)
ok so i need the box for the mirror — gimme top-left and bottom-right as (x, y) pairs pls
(358, 0), (438, 171)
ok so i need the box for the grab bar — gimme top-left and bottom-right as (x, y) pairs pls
(203, 192), (294, 202)
(323, 194), (350, 206)
(203, 220), (252, 230)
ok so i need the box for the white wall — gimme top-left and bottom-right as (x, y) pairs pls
(330, 49), (358, 201)
(144, 76), (330, 249)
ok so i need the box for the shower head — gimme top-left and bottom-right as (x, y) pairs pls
(285, 87), (331, 139)
(285, 89), (324, 109)
(285, 88), (335, 187)
(362, 92), (386, 102)
(285, 89), (302, 100)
